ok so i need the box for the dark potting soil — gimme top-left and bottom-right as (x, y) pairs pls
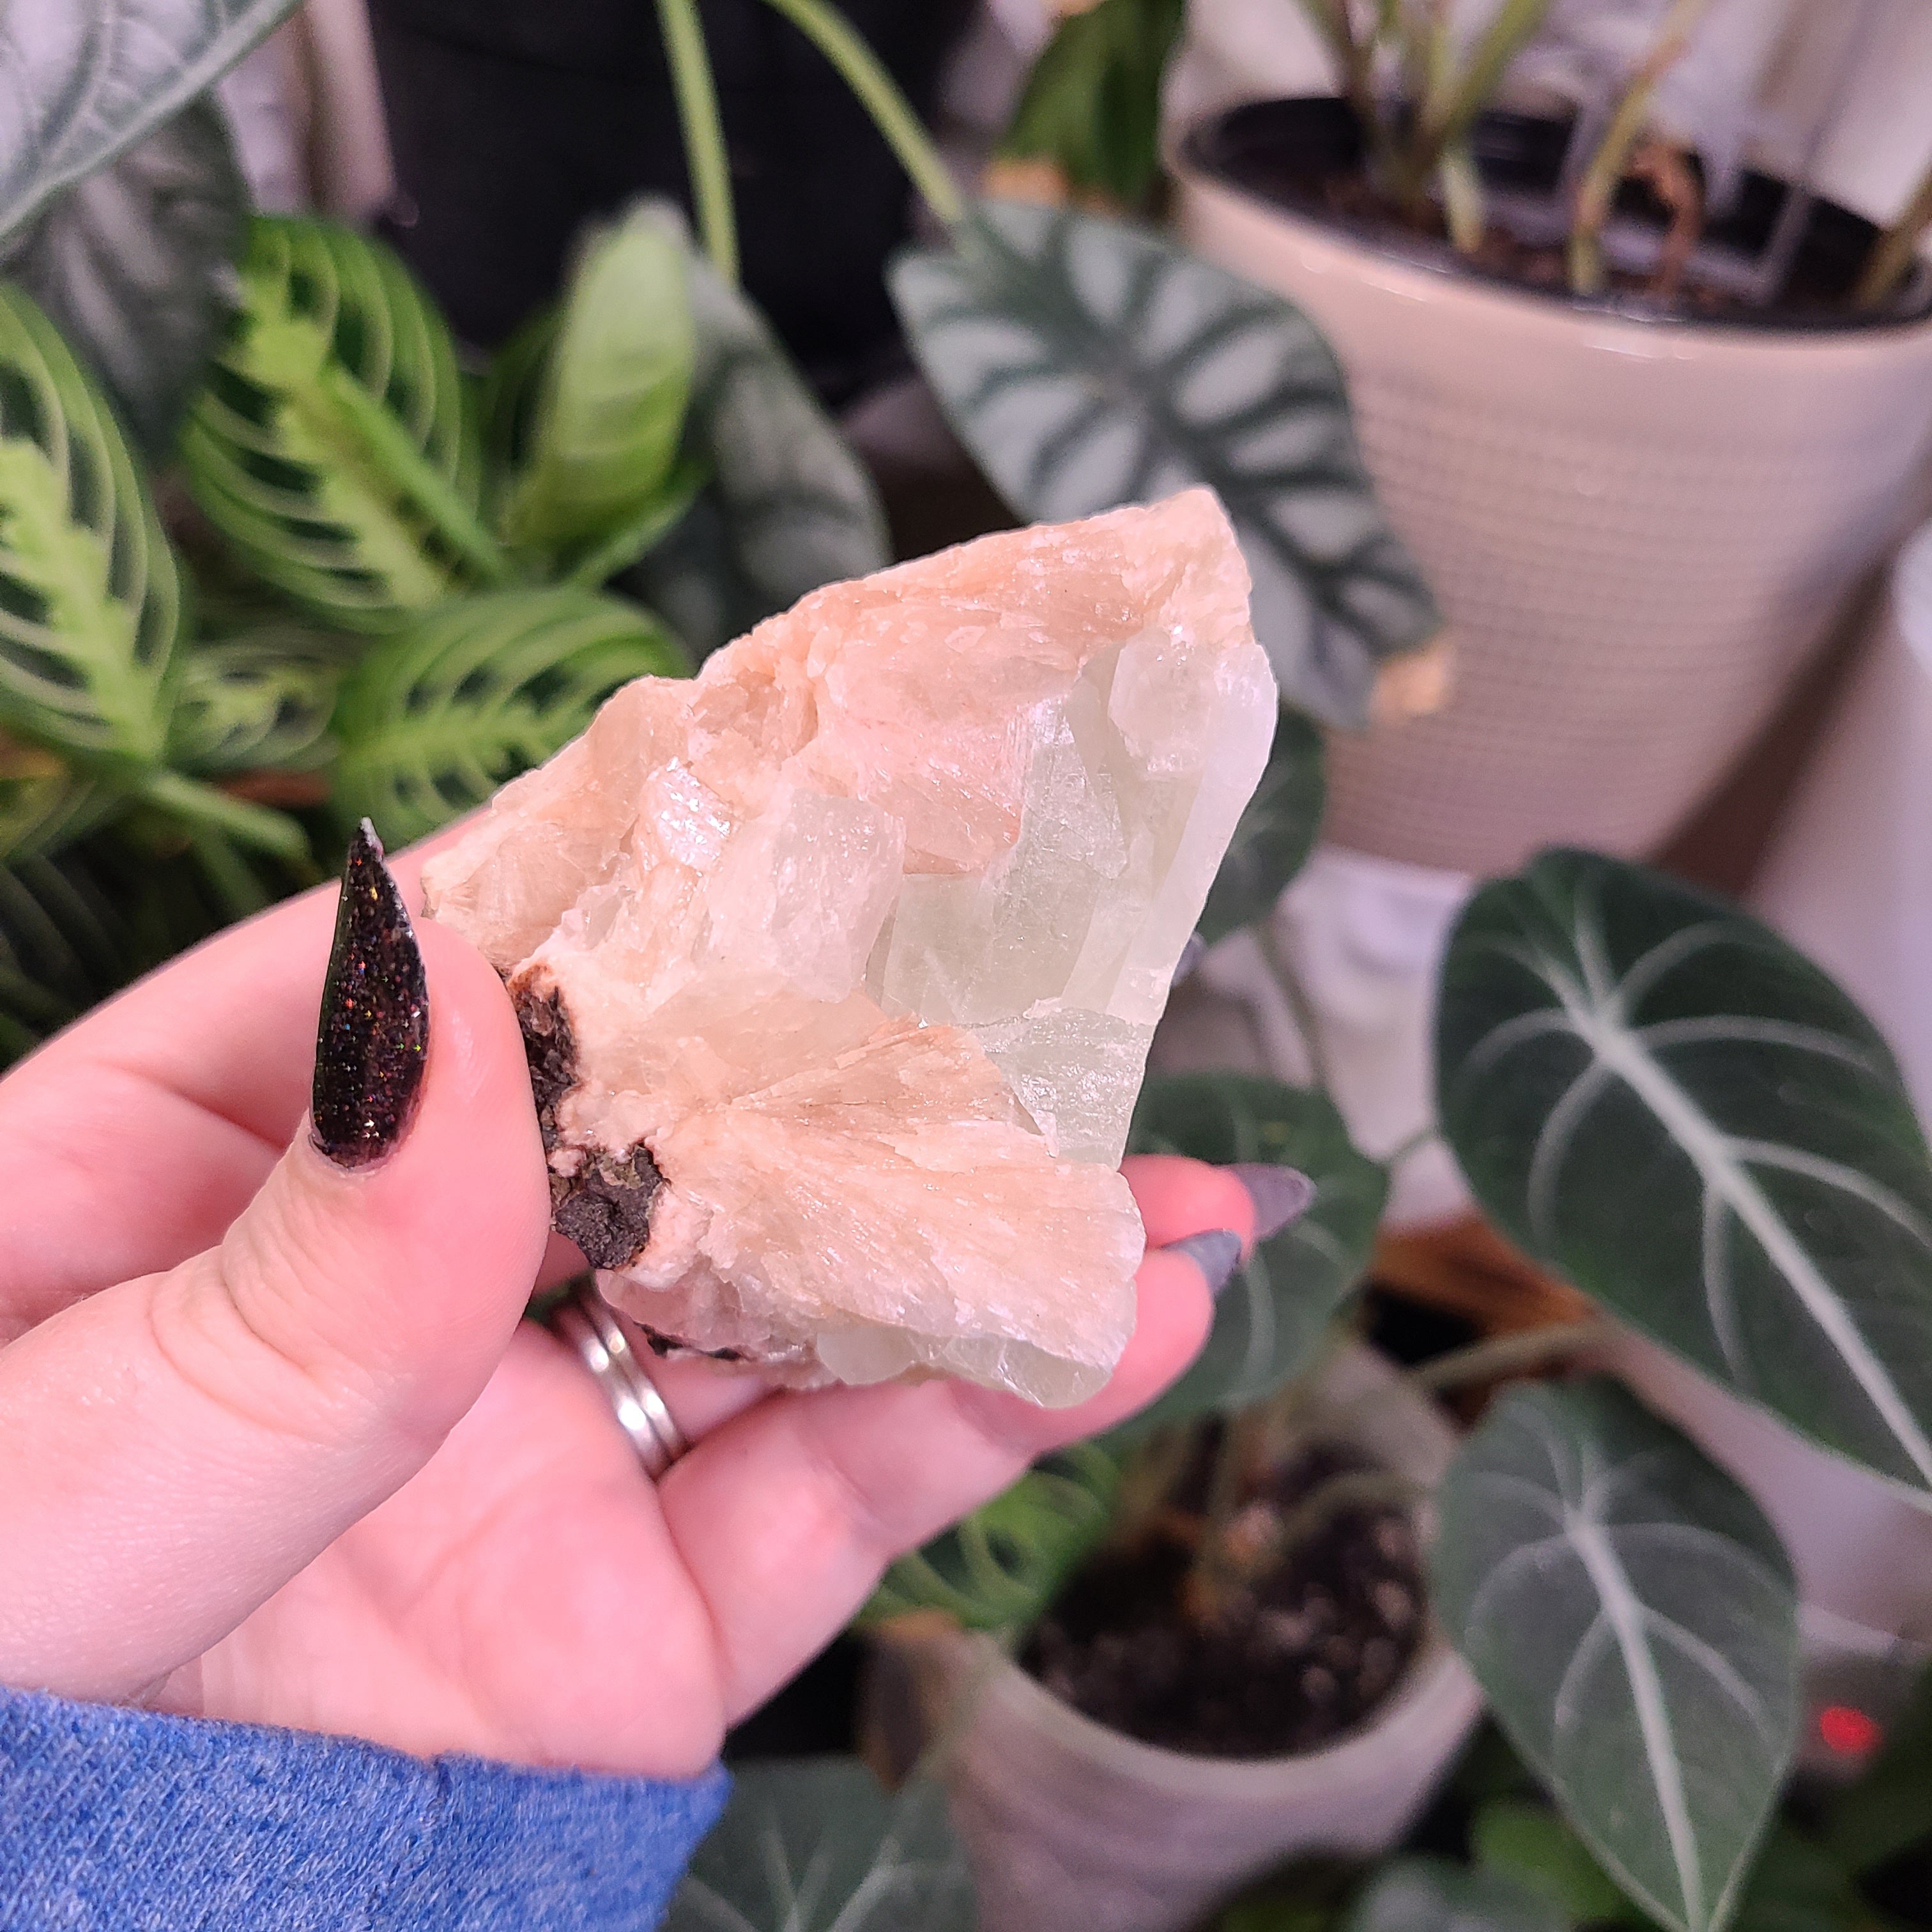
(1185, 98), (1932, 330)
(1020, 1446), (1425, 1759)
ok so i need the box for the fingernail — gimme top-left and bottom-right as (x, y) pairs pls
(1229, 1163), (1316, 1243)
(311, 820), (428, 1169)
(1164, 1229), (1243, 1297)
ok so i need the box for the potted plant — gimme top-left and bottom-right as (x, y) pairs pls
(857, 691), (1932, 1932)
(1157, 1), (1932, 876)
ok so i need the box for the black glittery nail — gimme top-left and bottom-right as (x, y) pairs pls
(311, 820), (428, 1169)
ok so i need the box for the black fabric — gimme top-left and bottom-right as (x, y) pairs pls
(367, 0), (974, 403)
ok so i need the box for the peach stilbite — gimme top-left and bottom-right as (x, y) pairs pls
(421, 489), (1275, 1405)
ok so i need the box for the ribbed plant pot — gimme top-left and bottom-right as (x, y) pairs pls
(862, 1347), (1482, 1932)
(1172, 100), (1932, 877)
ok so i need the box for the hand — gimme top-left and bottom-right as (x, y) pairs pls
(0, 832), (1254, 1776)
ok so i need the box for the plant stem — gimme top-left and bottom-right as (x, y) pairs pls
(1422, 0), (1554, 160)
(1185, 1409), (1264, 1620)
(1854, 153), (1932, 310)
(316, 365), (510, 585)
(1399, 1317), (1612, 1397)
(1439, 137), (1486, 253)
(1256, 919), (1332, 1092)
(754, 0), (965, 230)
(652, 0), (740, 284)
(134, 769), (312, 864)
(1567, 0), (1712, 297)
(1295, 0), (1380, 145)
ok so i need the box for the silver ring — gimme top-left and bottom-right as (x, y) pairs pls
(545, 1277), (690, 1478)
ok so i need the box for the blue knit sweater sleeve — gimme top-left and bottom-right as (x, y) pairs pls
(0, 1686), (728, 1931)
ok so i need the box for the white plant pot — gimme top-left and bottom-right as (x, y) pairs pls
(1752, 519), (1932, 1128)
(863, 1347), (1482, 1932)
(1173, 120), (1932, 877)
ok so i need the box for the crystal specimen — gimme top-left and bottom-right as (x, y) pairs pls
(421, 489), (1275, 1404)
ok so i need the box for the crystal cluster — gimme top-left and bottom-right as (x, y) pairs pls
(421, 489), (1274, 1404)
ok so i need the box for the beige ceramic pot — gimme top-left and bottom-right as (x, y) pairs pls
(862, 1346), (1482, 1932)
(1173, 109), (1932, 876)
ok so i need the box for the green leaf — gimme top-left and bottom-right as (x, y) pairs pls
(0, 753), (119, 862)
(890, 201), (1440, 725)
(1344, 1858), (1570, 1932)
(2, 97), (247, 459)
(182, 215), (500, 632)
(1198, 706), (1325, 945)
(859, 1441), (1119, 1632)
(997, 0), (1188, 211)
(663, 1759), (975, 1932)
(0, 0), (301, 243)
(1727, 1830), (1880, 1932)
(1432, 1379), (1801, 1932)
(627, 216), (888, 658)
(1474, 1802), (1646, 1926)
(0, 283), (183, 763)
(0, 847), (139, 1064)
(1125, 1075), (1386, 1425)
(168, 632), (339, 774)
(1434, 847), (1932, 1497)
(1822, 1657), (1932, 1874)
(495, 208), (694, 573)
(330, 585), (689, 845)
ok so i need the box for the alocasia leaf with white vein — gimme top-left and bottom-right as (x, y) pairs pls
(1436, 847), (1932, 1496)
(1432, 1379), (1799, 1932)
(0, 0), (300, 243)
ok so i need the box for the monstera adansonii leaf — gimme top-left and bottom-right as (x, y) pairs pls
(1125, 1073), (1386, 1427)
(1433, 1379), (1800, 1932)
(1436, 847), (1932, 1497)
(663, 1759), (974, 1932)
(1345, 1857), (1570, 1932)
(1197, 706), (1325, 945)
(330, 586), (687, 844)
(891, 200), (1441, 725)
(183, 215), (500, 631)
(3, 97), (247, 458)
(0, 0), (300, 243)
(627, 222), (889, 658)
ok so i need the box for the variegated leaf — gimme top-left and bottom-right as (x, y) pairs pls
(1436, 848), (1932, 1495)
(664, 1761), (974, 1932)
(891, 200), (1440, 724)
(0, 0), (298, 243)
(1433, 1379), (1800, 1932)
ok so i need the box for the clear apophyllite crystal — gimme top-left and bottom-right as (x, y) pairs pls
(421, 488), (1275, 1404)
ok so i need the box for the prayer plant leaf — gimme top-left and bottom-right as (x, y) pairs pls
(859, 1441), (1119, 1633)
(0, 758), (119, 864)
(1435, 847), (1932, 1496)
(1432, 1379), (1800, 1932)
(167, 632), (339, 774)
(1125, 1074), (1385, 1427)
(494, 208), (693, 574)
(1344, 1857), (1570, 1932)
(1473, 1800), (1642, 1926)
(626, 215), (888, 659)
(0, 846), (139, 1065)
(3, 96), (247, 459)
(0, 0), (300, 243)
(1198, 705), (1324, 944)
(891, 200), (1439, 725)
(330, 585), (688, 845)
(663, 1759), (975, 1932)
(182, 215), (500, 632)
(0, 284), (183, 763)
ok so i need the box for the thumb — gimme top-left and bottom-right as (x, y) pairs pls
(0, 827), (549, 1701)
